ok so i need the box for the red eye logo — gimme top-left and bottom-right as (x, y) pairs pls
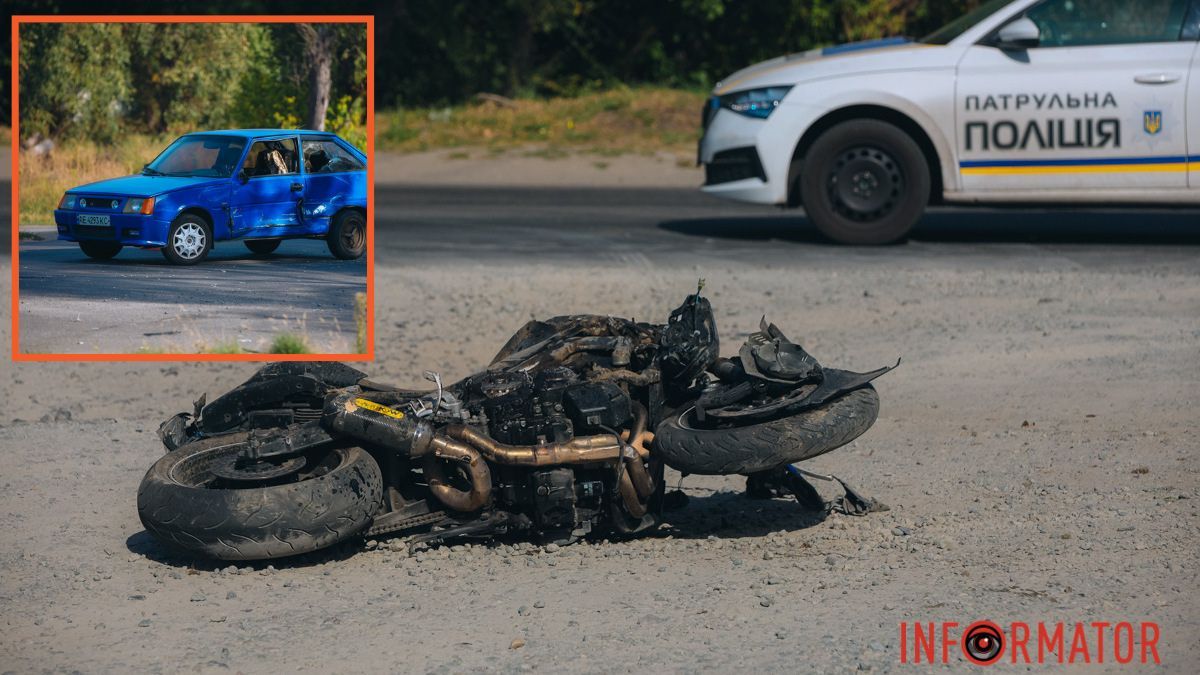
(963, 621), (1005, 665)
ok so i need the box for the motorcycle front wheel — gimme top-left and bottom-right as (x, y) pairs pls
(137, 433), (383, 561)
(654, 386), (879, 475)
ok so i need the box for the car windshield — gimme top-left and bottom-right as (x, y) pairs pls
(145, 135), (247, 178)
(920, 0), (1014, 45)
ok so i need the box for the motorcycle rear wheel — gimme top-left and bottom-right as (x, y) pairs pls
(137, 433), (383, 561)
(654, 386), (879, 475)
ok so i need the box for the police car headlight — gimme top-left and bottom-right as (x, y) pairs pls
(720, 86), (793, 119)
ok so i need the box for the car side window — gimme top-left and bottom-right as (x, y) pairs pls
(243, 138), (299, 177)
(1026, 0), (1192, 47)
(302, 138), (365, 174)
(1183, 0), (1200, 40)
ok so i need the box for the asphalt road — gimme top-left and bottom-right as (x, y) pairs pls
(11, 188), (367, 355)
(376, 184), (1200, 272)
(8, 181), (1199, 353)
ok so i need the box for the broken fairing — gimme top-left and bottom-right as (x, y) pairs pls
(138, 292), (896, 560)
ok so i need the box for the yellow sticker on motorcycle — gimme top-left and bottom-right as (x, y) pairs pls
(354, 397), (405, 419)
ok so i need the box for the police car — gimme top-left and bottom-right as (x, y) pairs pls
(698, 0), (1200, 243)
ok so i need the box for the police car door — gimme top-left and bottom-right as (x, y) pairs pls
(955, 0), (1195, 194)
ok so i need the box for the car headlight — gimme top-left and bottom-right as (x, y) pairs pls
(123, 197), (155, 215)
(719, 86), (794, 119)
(58, 194), (77, 209)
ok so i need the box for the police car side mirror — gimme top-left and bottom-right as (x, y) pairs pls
(995, 17), (1040, 50)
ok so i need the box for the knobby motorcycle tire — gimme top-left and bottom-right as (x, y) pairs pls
(137, 434), (383, 561)
(654, 386), (879, 475)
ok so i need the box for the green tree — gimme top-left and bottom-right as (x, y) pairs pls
(228, 25), (303, 128)
(125, 23), (258, 133)
(259, 23), (367, 133)
(19, 23), (132, 142)
(837, 0), (923, 42)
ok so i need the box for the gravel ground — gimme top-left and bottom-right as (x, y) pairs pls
(2, 247), (1198, 672)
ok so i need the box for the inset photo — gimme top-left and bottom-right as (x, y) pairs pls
(13, 16), (373, 358)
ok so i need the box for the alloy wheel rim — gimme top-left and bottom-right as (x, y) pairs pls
(173, 222), (206, 259)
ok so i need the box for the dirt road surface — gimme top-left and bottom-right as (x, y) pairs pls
(1, 158), (1198, 672)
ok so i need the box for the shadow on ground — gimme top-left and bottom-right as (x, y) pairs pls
(657, 490), (830, 539)
(126, 488), (831, 569)
(659, 208), (1200, 245)
(126, 529), (368, 570)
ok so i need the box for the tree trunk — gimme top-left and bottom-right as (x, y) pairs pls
(297, 24), (335, 131)
(506, 10), (535, 97)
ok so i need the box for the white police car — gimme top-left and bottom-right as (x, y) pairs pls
(698, 0), (1200, 243)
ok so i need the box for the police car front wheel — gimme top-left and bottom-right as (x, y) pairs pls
(799, 119), (929, 245)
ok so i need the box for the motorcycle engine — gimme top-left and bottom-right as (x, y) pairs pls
(478, 368), (635, 543)
(478, 368), (633, 444)
(479, 368), (575, 445)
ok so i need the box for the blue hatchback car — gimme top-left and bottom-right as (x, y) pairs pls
(54, 129), (368, 265)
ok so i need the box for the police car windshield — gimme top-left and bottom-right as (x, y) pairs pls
(920, 0), (1013, 45)
(146, 135), (247, 178)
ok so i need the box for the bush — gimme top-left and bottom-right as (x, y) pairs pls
(269, 333), (311, 354)
(19, 24), (131, 142)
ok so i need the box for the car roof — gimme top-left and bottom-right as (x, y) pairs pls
(184, 129), (339, 139)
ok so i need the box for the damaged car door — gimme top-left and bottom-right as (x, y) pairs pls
(230, 135), (304, 237)
(299, 135), (367, 232)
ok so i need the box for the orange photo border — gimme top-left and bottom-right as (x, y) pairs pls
(10, 14), (375, 362)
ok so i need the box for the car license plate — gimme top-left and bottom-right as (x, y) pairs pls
(77, 214), (110, 226)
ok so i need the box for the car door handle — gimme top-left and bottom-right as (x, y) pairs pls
(290, 182), (303, 192)
(1134, 73), (1181, 85)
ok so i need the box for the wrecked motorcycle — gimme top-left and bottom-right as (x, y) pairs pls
(138, 293), (895, 560)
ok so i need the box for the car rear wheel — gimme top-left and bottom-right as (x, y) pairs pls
(79, 241), (123, 260)
(162, 215), (212, 266)
(326, 210), (366, 260)
(244, 239), (281, 255)
(799, 119), (930, 245)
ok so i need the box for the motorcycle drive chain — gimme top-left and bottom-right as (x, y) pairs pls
(364, 510), (453, 538)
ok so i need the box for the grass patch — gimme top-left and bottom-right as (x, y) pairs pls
(136, 333), (320, 354)
(18, 231), (44, 241)
(269, 332), (310, 354)
(204, 339), (245, 354)
(376, 86), (705, 156)
(0, 125), (11, 147)
(18, 133), (171, 226)
(354, 291), (368, 354)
